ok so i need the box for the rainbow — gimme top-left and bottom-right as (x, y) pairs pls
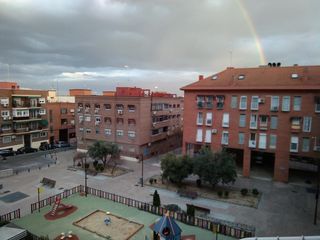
(236, 0), (267, 65)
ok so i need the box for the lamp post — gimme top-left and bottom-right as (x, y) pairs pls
(314, 158), (320, 225)
(84, 154), (88, 197)
(136, 153), (144, 187)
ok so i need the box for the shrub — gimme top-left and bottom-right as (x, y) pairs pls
(77, 162), (81, 167)
(154, 179), (157, 184)
(196, 179), (202, 188)
(224, 191), (229, 198)
(241, 188), (248, 196)
(149, 178), (154, 185)
(153, 190), (161, 207)
(252, 188), (259, 196)
(84, 163), (90, 169)
(186, 204), (195, 216)
(217, 190), (223, 197)
(99, 165), (105, 172)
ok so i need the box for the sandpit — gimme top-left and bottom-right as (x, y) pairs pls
(73, 210), (144, 240)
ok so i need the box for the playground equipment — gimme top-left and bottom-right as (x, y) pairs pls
(50, 196), (73, 216)
(104, 216), (111, 225)
(152, 211), (182, 240)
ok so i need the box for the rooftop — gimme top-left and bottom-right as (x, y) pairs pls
(181, 65), (320, 91)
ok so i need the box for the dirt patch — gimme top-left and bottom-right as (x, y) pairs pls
(44, 206), (78, 220)
(73, 210), (144, 240)
(99, 167), (131, 177)
(147, 175), (261, 208)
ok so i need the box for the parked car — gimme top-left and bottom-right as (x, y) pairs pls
(0, 148), (15, 159)
(39, 142), (54, 151)
(16, 146), (38, 154)
(54, 141), (70, 148)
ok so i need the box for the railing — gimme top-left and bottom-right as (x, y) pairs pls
(0, 209), (20, 221)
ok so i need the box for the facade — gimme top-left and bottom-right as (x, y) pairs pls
(0, 82), (49, 150)
(181, 64), (320, 182)
(75, 87), (183, 158)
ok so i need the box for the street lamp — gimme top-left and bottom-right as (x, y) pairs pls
(136, 153), (144, 187)
(314, 158), (320, 225)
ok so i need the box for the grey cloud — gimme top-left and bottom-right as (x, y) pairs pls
(0, 0), (319, 94)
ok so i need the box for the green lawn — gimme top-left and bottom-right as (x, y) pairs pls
(13, 194), (236, 240)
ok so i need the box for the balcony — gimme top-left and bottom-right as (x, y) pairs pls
(152, 121), (169, 129)
(151, 132), (167, 142)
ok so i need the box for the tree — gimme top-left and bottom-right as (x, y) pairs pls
(161, 153), (192, 187)
(88, 141), (109, 167)
(192, 148), (237, 188)
(73, 151), (87, 167)
(216, 151), (237, 185)
(153, 190), (161, 207)
(105, 142), (120, 174)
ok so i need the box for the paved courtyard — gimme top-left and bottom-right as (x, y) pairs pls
(0, 149), (319, 237)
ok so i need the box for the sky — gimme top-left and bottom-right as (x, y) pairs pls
(0, 0), (319, 95)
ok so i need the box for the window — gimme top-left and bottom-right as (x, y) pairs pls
(238, 132), (245, 145)
(250, 114), (257, 129)
(239, 114), (246, 127)
(271, 96), (279, 111)
(128, 105), (136, 112)
(1, 110), (10, 117)
(3, 136), (12, 143)
(205, 129), (211, 143)
(290, 136), (299, 152)
(128, 131), (136, 138)
(314, 137), (320, 151)
(61, 108), (67, 114)
(315, 96), (320, 112)
(104, 104), (111, 110)
(196, 112), (203, 125)
(291, 73), (299, 79)
(303, 116), (312, 132)
(206, 96), (214, 109)
(40, 132), (47, 137)
(39, 98), (46, 104)
(85, 115), (91, 122)
(61, 119), (68, 125)
(95, 116), (101, 125)
(117, 118), (124, 124)
(231, 96), (237, 109)
(32, 133), (40, 139)
(95, 129), (100, 134)
(196, 129), (203, 142)
(269, 134), (277, 149)
(259, 115), (268, 129)
(105, 129), (112, 136)
(116, 130), (124, 136)
(79, 127), (84, 132)
(197, 96), (205, 108)
(251, 96), (259, 110)
(104, 117), (111, 124)
(291, 117), (301, 130)
(205, 112), (212, 126)
(222, 113), (229, 127)
(70, 120), (75, 125)
(239, 96), (247, 110)
(270, 116), (278, 129)
(86, 128), (91, 134)
(39, 109), (46, 115)
(1, 124), (11, 130)
(128, 119), (136, 125)
(293, 96), (301, 111)
(238, 74), (245, 80)
(216, 95), (225, 109)
(249, 133), (256, 148)
(221, 131), (229, 145)
(70, 109), (75, 113)
(302, 137), (310, 152)
(282, 96), (290, 112)
(79, 115), (84, 123)
(258, 133), (267, 149)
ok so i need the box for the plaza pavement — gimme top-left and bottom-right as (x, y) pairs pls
(0, 149), (319, 237)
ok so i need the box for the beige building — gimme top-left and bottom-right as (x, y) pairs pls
(75, 87), (183, 158)
(0, 82), (49, 150)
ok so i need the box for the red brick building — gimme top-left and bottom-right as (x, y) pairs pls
(181, 64), (320, 182)
(75, 87), (183, 158)
(0, 82), (49, 150)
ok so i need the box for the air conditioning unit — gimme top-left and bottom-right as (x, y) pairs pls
(153, 111), (157, 115)
(118, 109), (123, 115)
(211, 129), (218, 134)
(3, 103), (8, 107)
(258, 98), (265, 104)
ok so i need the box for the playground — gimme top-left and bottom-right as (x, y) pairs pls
(12, 194), (236, 240)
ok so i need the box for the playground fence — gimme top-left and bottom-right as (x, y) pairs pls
(0, 208), (20, 222)
(29, 185), (255, 238)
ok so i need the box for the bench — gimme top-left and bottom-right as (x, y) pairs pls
(41, 177), (56, 188)
(177, 189), (198, 199)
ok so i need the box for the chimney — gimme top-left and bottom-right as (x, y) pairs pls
(198, 75), (204, 81)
